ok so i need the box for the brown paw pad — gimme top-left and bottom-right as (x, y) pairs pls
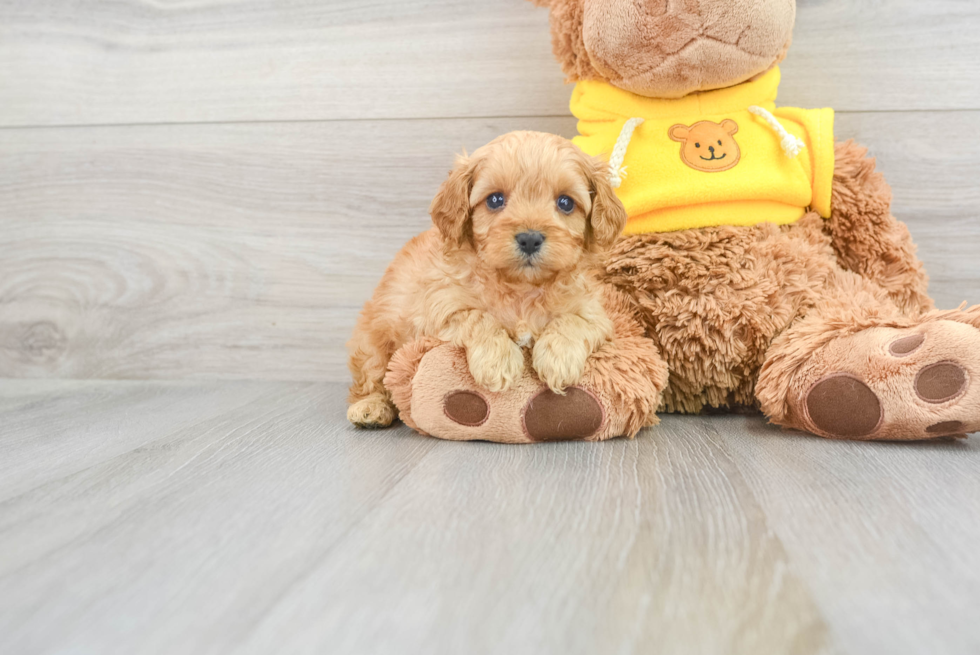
(805, 374), (883, 438)
(443, 391), (489, 427)
(889, 333), (924, 356)
(522, 387), (603, 442)
(926, 420), (966, 436)
(915, 362), (968, 404)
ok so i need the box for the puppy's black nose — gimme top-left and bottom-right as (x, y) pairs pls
(515, 231), (545, 255)
(709, 145), (715, 153)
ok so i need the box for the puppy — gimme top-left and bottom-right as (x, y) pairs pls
(347, 131), (628, 428)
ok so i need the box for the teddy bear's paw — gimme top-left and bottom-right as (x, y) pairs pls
(347, 394), (397, 429)
(791, 319), (980, 440)
(402, 343), (610, 443)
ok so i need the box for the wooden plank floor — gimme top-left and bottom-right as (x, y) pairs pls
(3, 0), (980, 652)
(2, 380), (979, 654)
(1, 0), (977, 127)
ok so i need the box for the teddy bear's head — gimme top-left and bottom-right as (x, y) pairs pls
(531, 0), (796, 98)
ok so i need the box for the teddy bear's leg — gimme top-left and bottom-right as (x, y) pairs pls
(757, 272), (980, 440)
(825, 139), (933, 317)
(383, 289), (669, 443)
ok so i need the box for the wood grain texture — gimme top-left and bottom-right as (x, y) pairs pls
(0, 381), (830, 655)
(3, 381), (980, 653)
(0, 380), (439, 655)
(1, 0), (979, 128)
(718, 414), (980, 655)
(0, 116), (577, 380)
(242, 416), (828, 655)
(3, 112), (979, 380)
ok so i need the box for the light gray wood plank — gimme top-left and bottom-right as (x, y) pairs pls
(716, 414), (980, 655)
(3, 112), (978, 381)
(1, 0), (979, 128)
(0, 0), (562, 127)
(0, 379), (279, 501)
(780, 0), (980, 112)
(0, 384), (831, 655)
(0, 380), (438, 655)
(0, 116), (578, 381)
(240, 416), (830, 655)
(834, 111), (980, 310)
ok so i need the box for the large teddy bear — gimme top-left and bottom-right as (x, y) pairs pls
(378, 0), (980, 442)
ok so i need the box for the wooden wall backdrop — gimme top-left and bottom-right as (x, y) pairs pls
(2, 0), (980, 381)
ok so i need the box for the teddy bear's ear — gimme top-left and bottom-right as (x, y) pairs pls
(585, 155), (628, 251)
(531, 0), (601, 82)
(721, 119), (739, 135)
(668, 124), (691, 142)
(430, 154), (475, 247)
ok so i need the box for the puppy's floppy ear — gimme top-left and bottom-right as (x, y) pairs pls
(585, 155), (628, 250)
(430, 153), (475, 247)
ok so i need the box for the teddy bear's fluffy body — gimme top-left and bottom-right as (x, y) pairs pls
(605, 140), (932, 416)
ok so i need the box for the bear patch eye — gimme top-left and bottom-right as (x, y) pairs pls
(695, 142), (700, 148)
(486, 192), (505, 210)
(718, 140), (723, 146)
(556, 195), (575, 214)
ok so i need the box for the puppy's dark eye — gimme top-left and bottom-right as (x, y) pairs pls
(486, 192), (505, 210)
(556, 195), (575, 214)
(695, 142), (700, 148)
(718, 140), (722, 146)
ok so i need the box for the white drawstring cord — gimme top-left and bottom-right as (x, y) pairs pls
(608, 117), (644, 187)
(748, 105), (805, 158)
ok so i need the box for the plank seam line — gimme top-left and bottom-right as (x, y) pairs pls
(0, 108), (978, 132)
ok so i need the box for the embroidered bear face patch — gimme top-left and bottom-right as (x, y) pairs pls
(668, 119), (740, 172)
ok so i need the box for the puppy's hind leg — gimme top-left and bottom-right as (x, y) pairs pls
(347, 326), (397, 429)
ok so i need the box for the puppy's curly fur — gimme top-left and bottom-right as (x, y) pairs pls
(347, 131), (628, 428)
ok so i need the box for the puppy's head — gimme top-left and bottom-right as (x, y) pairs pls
(430, 131), (627, 284)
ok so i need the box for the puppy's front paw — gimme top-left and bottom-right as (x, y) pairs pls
(348, 395), (396, 428)
(466, 335), (525, 392)
(532, 331), (590, 394)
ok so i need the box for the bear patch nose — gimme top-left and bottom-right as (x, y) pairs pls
(709, 145), (715, 153)
(515, 231), (545, 255)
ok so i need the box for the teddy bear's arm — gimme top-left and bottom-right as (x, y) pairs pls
(826, 140), (933, 317)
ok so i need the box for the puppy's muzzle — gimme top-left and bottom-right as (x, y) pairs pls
(515, 231), (545, 256)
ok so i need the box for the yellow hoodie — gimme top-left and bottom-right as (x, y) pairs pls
(570, 67), (835, 235)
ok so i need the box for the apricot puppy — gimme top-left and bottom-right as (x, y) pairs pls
(346, 131), (628, 428)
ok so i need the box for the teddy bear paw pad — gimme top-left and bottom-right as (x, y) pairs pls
(804, 373), (883, 439)
(443, 391), (490, 427)
(522, 387), (604, 442)
(926, 420), (967, 436)
(914, 362), (968, 403)
(888, 333), (925, 356)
